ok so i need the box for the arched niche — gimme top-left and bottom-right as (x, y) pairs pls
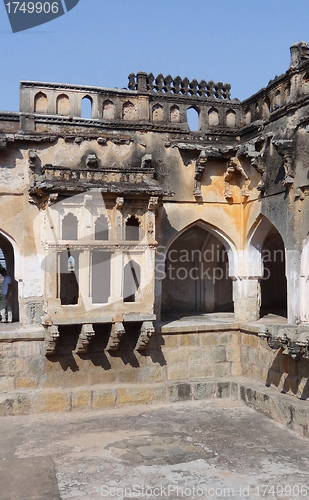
(34, 92), (48, 113)
(0, 232), (18, 321)
(122, 101), (136, 120)
(62, 213), (78, 240)
(123, 260), (141, 302)
(170, 105), (180, 123)
(81, 95), (92, 118)
(244, 109), (251, 125)
(95, 215), (109, 241)
(125, 216), (140, 241)
(56, 94), (70, 115)
(273, 90), (281, 109)
(102, 99), (115, 120)
(226, 109), (236, 127)
(161, 221), (234, 315)
(262, 96), (271, 120)
(208, 107), (219, 126)
(187, 107), (199, 131)
(152, 103), (164, 122)
(247, 216), (287, 318)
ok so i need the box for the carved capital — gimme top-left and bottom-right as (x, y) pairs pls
(107, 321), (125, 351)
(44, 325), (59, 356)
(75, 324), (95, 354)
(136, 321), (155, 350)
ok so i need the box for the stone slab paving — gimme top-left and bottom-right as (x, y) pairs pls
(1, 399), (309, 499)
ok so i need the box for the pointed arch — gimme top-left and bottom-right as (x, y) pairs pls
(34, 92), (48, 113)
(187, 107), (199, 131)
(56, 94), (70, 115)
(62, 213), (78, 240)
(0, 231), (18, 321)
(81, 95), (92, 118)
(125, 216), (140, 241)
(95, 214), (109, 240)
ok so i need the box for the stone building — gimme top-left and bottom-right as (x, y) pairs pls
(1, 42), (309, 428)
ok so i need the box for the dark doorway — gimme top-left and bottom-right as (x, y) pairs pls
(0, 233), (18, 321)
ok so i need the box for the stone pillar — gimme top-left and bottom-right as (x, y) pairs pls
(286, 249), (301, 325)
(233, 277), (261, 322)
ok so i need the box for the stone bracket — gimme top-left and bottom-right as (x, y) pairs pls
(44, 325), (60, 356)
(75, 324), (95, 354)
(136, 320), (155, 351)
(106, 321), (125, 351)
(259, 326), (309, 359)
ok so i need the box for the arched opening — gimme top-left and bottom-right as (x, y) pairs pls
(273, 90), (281, 109)
(122, 101), (136, 120)
(187, 107), (199, 131)
(161, 223), (233, 315)
(126, 216), (140, 241)
(0, 233), (18, 322)
(260, 227), (287, 317)
(59, 249), (79, 305)
(34, 92), (48, 113)
(262, 97), (271, 119)
(81, 96), (92, 119)
(56, 94), (70, 115)
(152, 103), (164, 122)
(95, 215), (109, 241)
(62, 213), (78, 240)
(226, 109), (236, 127)
(123, 260), (141, 302)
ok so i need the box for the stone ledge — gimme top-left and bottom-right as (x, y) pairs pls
(0, 377), (308, 437)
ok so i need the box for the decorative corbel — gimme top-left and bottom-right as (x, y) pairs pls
(194, 150), (208, 198)
(29, 149), (37, 169)
(272, 139), (295, 187)
(106, 321), (125, 351)
(75, 324), (95, 354)
(136, 321), (155, 351)
(44, 324), (60, 356)
(148, 196), (159, 211)
(223, 157), (250, 201)
(115, 197), (124, 210)
(47, 193), (58, 206)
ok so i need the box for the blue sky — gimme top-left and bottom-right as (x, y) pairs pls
(0, 0), (308, 112)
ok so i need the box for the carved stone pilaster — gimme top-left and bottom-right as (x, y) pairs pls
(106, 321), (125, 351)
(75, 324), (95, 354)
(136, 320), (155, 350)
(44, 325), (60, 356)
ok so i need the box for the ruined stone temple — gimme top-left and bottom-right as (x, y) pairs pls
(1, 42), (309, 429)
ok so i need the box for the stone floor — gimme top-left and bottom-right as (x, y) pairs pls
(1, 399), (309, 500)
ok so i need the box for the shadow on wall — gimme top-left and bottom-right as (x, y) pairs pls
(266, 350), (309, 400)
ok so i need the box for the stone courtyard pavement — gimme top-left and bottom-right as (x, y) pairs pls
(1, 399), (309, 500)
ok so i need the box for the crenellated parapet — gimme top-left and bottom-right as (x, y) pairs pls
(128, 72), (231, 99)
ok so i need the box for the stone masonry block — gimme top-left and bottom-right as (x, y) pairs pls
(138, 365), (166, 384)
(179, 334), (200, 346)
(72, 390), (91, 408)
(16, 377), (37, 388)
(193, 381), (215, 400)
(215, 381), (231, 399)
(33, 391), (71, 413)
(0, 376), (15, 390)
(117, 387), (153, 405)
(201, 333), (218, 346)
(168, 382), (191, 403)
(92, 389), (115, 408)
(167, 363), (187, 381)
(249, 334), (259, 349)
(0, 393), (31, 416)
(213, 362), (231, 378)
(163, 335), (179, 348)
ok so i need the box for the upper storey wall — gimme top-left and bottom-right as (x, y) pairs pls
(19, 73), (242, 133)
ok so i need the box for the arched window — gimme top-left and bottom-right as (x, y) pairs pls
(34, 92), (48, 113)
(81, 96), (92, 119)
(95, 215), (109, 240)
(56, 94), (70, 115)
(187, 107), (199, 131)
(123, 260), (141, 302)
(62, 213), (78, 240)
(126, 216), (140, 241)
